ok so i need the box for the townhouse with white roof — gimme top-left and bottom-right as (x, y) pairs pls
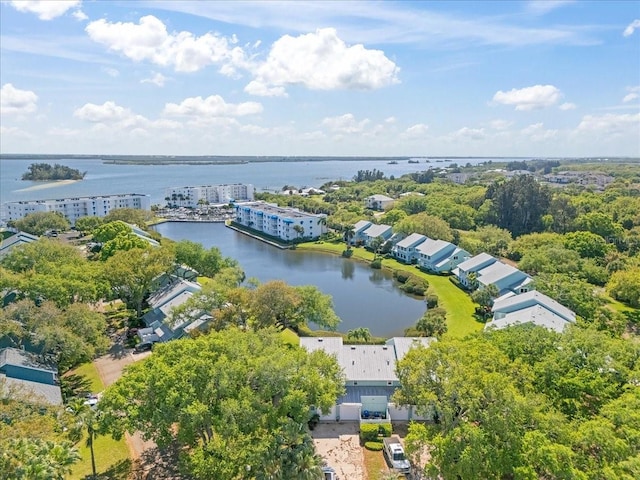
(455, 253), (532, 295)
(417, 239), (469, 273)
(487, 290), (576, 333)
(300, 336), (436, 422)
(365, 194), (394, 211)
(391, 233), (428, 263)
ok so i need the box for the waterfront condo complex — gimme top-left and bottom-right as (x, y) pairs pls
(233, 201), (327, 242)
(165, 184), (255, 208)
(4, 193), (151, 225)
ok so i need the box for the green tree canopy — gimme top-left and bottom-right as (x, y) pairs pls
(1, 239), (107, 307)
(395, 212), (454, 242)
(564, 231), (611, 259)
(99, 328), (345, 479)
(102, 208), (153, 229)
(73, 215), (104, 234)
(11, 212), (70, 236)
(485, 175), (551, 237)
(607, 267), (640, 307)
(0, 299), (109, 372)
(103, 246), (174, 317)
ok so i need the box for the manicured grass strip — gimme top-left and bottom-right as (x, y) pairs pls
(66, 361), (105, 393)
(68, 433), (131, 480)
(296, 241), (376, 262)
(363, 448), (392, 480)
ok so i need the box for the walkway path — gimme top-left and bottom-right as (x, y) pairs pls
(93, 342), (155, 462)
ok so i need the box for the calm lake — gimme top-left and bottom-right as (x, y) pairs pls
(153, 221), (427, 337)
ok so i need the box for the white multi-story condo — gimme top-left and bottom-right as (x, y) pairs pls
(4, 193), (151, 225)
(165, 184), (254, 208)
(233, 201), (327, 242)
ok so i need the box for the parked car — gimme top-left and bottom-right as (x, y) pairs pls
(134, 341), (154, 353)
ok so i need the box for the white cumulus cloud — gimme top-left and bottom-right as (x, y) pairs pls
(623, 93), (639, 103)
(493, 84), (562, 111)
(521, 122), (558, 141)
(85, 15), (247, 73)
(10, 0), (81, 20)
(74, 101), (131, 122)
(244, 81), (287, 97)
(141, 72), (168, 87)
(0, 83), (38, 115)
(321, 113), (370, 134)
(576, 113), (640, 135)
(401, 123), (430, 139)
(248, 28), (399, 96)
(623, 19), (640, 37)
(559, 102), (576, 110)
(72, 9), (88, 21)
(452, 127), (485, 140)
(163, 95), (263, 117)
(489, 119), (512, 130)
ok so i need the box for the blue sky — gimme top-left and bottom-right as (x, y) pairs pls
(1, 0), (639, 157)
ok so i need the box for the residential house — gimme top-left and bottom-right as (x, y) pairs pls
(350, 220), (373, 245)
(138, 278), (210, 344)
(391, 233), (428, 264)
(0, 230), (39, 258)
(455, 253), (499, 288)
(300, 336), (435, 422)
(362, 224), (393, 249)
(0, 347), (62, 405)
(417, 239), (469, 273)
(365, 194), (394, 211)
(487, 290), (576, 333)
(233, 201), (327, 242)
(474, 261), (533, 295)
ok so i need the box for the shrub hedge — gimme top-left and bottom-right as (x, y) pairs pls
(364, 441), (384, 451)
(360, 424), (380, 442)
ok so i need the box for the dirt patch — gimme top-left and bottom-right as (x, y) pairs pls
(312, 422), (365, 479)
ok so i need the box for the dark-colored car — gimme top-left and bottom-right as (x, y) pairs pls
(134, 341), (154, 353)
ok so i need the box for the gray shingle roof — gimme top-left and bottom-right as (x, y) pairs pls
(492, 290), (576, 323)
(417, 239), (453, 257)
(0, 374), (62, 405)
(395, 233), (427, 249)
(364, 224), (392, 238)
(487, 304), (573, 333)
(457, 252), (496, 272)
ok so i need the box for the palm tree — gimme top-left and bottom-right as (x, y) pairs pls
(68, 399), (101, 479)
(293, 224), (305, 241)
(344, 226), (355, 248)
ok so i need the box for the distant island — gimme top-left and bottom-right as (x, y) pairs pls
(22, 162), (86, 181)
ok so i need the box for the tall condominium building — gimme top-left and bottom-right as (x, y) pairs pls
(233, 201), (327, 242)
(165, 184), (255, 208)
(4, 193), (151, 225)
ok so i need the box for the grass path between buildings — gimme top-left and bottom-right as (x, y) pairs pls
(65, 362), (131, 480)
(297, 241), (482, 338)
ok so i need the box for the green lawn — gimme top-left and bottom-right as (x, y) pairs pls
(68, 433), (131, 480)
(297, 241), (483, 338)
(65, 361), (105, 393)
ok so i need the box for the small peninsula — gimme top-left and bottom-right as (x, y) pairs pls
(21, 162), (86, 181)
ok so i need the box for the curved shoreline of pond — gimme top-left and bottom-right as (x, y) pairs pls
(295, 241), (482, 338)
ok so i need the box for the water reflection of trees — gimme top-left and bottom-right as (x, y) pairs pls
(369, 269), (384, 284)
(341, 259), (355, 280)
